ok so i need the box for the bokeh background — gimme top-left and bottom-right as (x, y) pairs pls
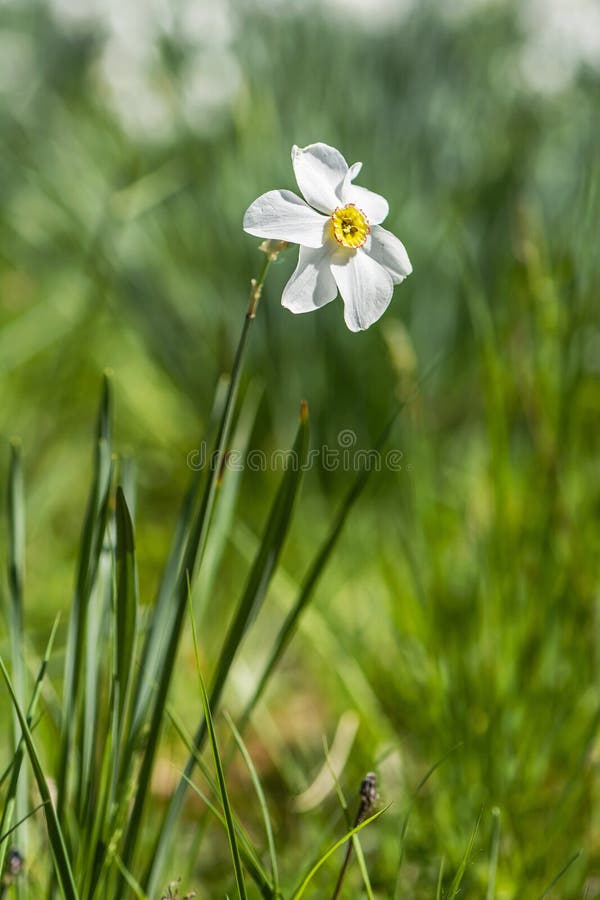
(1, 0), (600, 895)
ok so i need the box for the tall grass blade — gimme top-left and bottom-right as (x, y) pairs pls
(0, 614), (60, 882)
(168, 710), (274, 899)
(241, 409), (401, 725)
(225, 712), (279, 896)
(445, 813), (481, 900)
(435, 857), (445, 900)
(205, 400), (309, 721)
(0, 802), (46, 848)
(196, 382), (263, 620)
(539, 851), (581, 899)
(188, 597), (248, 900)
(393, 743), (461, 898)
(114, 486), (138, 730)
(120, 263), (272, 890)
(56, 375), (113, 826)
(2, 441), (27, 888)
(0, 658), (79, 900)
(179, 777), (271, 899)
(290, 807), (389, 900)
(144, 400), (308, 894)
(128, 378), (228, 742)
(486, 807), (501, 900)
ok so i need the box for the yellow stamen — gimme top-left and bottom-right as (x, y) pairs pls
(331, 204), (370, 249)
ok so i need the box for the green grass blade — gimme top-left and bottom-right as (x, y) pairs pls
(56, 375), (113, 825)
(79, 544), (112, 829)
(539, 851), (581, 899)
(114, 486), (138, 729)
(110, 855), (148, 900)
(118, 457), (137, 522)
(121, 273), (271, 889)
(76, 489), (139, 897)
(486, 807), (501, 900)
(143, 400), (308, 894)
(0, 657), (79, 900)
(6, 441), (25, 705)
(290, 807), (389, 900)
(207, 401), (310, 722)
(196, 382), (263, 621)
(79, 705), (118, 900)
(179, 773), (273, 899)
(0, 803), (46, 847)
(168, 709), (274, 899)
(130, 288), (267, 746)
(393, 743), (461, 898)
(188, 597), (248, 900)
(178, 775), (272, 899)
(0, 615), (60, 880)
(225, 712), (279, 895)
(129, 446), (205, 742)
(241, 409), (401, 725)
(446, 812), (481, 900)
(435, 858), (445, 900)
(3, 441), (27, 884)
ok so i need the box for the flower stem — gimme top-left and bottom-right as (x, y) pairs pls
(140, 252), (273, 898)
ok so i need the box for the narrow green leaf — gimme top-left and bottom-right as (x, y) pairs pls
(144, 401), (308, 894)
(2, 441), (27, 886)
(6, 441), (25, 706)
(446, 812), (481, 900)
(435, 857), (445, 900)
(0, 657), (79, 900)
(0, 615), (60, 880)
(196, 382), (263, 620)
(168, 708), (273, 899)
(115, 486), (138, 727)
(486, 807), (501, 900)
(57, 375), (113, 826)
(120, 314), (263, 889)
(290, 806), (389, 900)
(111, 854), (148, 900)
(129, 447), (204, 742)
(208, 401), (310, 720)
(188, 597), (248, 900)
(0, 803), (46, 847)
(129, 332), (251, 745)
(539, 851), (581, 899)
(241, 409), (400, 725)
(393, 743), (461, 898)
(79, 542), (112, 827)
(225, 712), (279, 895)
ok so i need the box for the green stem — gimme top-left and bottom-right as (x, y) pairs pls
(120, 255), (272, 894)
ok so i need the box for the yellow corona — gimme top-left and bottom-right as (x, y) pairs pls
(331, 204), (370, 249)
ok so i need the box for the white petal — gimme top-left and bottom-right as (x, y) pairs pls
(365, 225), (412, 284)
(282, 245), (337, 314)
(292, 143), (349, 214)
(341, 183), (389, 225)
(243, 190), (329, 249)
(339, 165), (389, 225)
(330, 250), (394, 332)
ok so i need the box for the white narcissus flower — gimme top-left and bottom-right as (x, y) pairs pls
(243, 142), (412, 332)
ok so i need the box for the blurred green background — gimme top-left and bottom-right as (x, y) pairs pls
(1, 0), (600, 895)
